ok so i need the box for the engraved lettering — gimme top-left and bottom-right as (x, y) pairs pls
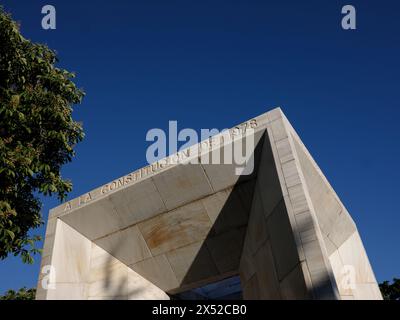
(250, 119), (257, 128)
(79, 193), (92, 205)
(101, 184), (109, 194)
(117, 178), (124, 188)
(124, 174), (132, 184)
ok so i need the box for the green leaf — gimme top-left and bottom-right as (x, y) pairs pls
(5, 230), (15, 240)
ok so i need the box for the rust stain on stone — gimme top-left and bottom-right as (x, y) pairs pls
(138, 202), (212, 255)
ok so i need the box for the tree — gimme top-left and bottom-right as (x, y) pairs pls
(0, 287), (36, 300)
(0, 7), (84, 263)
(379, 278), (400, 300)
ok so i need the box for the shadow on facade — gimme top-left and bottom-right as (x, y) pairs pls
(98, 130), (337, 300)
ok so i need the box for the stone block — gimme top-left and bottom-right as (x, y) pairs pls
(129, 254), (179, 292)
(328, 210), (357, 249)
(109, 178), (167, 228)
(152, 164), (213, 210)
(127, 269), (169, 300)
(256, 134), (284, 217)
(281, 160), (302, 188)
(276, 138), (295, 164)
(138, 200), (212, 255)
(352, 283), (382, 300)
(288, 184), (309, 215)
(235, 178), (257, 213)
(242, 187), (269, 255)
(206, 227), (246, 274)
(242, 274), (259, 299)
(60, 197), (122, 240)
(166, 241), (219, 287)
(45, 217), (58, 237)
(337, 232), (377, 284)
(51, 220), (92, 284)
(87, 262), (128, 298)
(201, 129), (265, 192)
(253, 241), (281, 299)
(201, 187), (248, 234)
(46, 283), (87, 300)
(239, 248), (256, 284)
(266, 107), (283, 122)
(279, 262), (310, 299)
(301, 238), (337, 299)
(94, 225), (152, 266)
(41, 234), (55, 257)
(269, 118), (289, 142)
(266, 200), (300, 281)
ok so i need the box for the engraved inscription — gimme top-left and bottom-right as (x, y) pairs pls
(64, 202), (71, 212)
(62, 118), (258, 212)
(79, 193), (92, 205)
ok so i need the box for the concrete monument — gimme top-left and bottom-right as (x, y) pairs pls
(35, 108), (382, 300)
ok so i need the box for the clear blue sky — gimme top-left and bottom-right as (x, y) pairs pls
(0, 0), (399, 293)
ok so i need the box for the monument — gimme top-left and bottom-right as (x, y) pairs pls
(35, 108), (382, 300)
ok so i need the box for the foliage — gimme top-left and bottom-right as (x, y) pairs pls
(379, 278), (400, 300)
(0, 287), (36, 300)
(0, 7), (84, 263)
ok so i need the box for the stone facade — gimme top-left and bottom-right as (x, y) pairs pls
(36, 108), (382, 300)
